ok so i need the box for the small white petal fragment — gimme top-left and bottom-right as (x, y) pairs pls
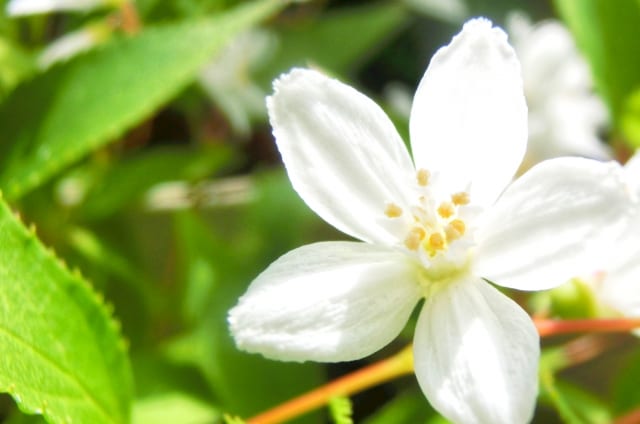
(38, 23), (111, 68)
(228, 242), (422, 362)
(268, 68), (416, 245)
(413, 278), (539, 424)
(476, 157), (636, 291)
(409, 18), (527, 207)
(594, 211), (640, 322)
(624, 150), (640, 192)
(7, 0), (112, 15)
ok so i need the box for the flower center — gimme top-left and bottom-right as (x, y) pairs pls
(384, 168), (475, 269)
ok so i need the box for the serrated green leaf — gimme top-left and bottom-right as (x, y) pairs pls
(554, 0), (640, 146)
(0, 0), (282, 201)
(0, 195), (133, 423)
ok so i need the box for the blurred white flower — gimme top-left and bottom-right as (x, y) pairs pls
(38, 22), (111, 68)
(6, 0), (121, 15)
(228, 19), (635, 424)
(586, 152), (640, 328)
(199, 29), (275, 135)
(507, 13), (610, 165)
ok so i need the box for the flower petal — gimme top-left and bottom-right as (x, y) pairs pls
(413, 278), (539, 424)
(596, 215), (640, 320)
(228, 241), (422, 362)
(625, 150), (640, 192)
(268, 68), (416, 245)
(409, 18), (527, 207)
(7, 0), (105, 15)
(476, 157), (636, 291)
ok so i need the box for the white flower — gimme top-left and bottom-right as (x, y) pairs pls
(228, 19), (635, 424)
(6, 0), (120, 15)
(507, 13), (610, 165)
(586, 152), (640, 328)
(38, 22), (111, 68)
(199, 29), (275, 135)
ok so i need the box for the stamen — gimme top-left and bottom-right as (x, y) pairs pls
(449, 219), (466, 236)
(416, 169), (430, 186)
(451, 192), (470, 206)
(437, 202), (455, 219)
(428, 232), (445, 251)
(384, 203), (403, 218)
(404, 227), (426, 251)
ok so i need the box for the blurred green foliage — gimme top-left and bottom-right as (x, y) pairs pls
(0, 0), (639, 423)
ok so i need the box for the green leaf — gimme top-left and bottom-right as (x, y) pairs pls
(539, 355), (611, 424)
(328, 396), (353, 424)
(0, 0), (283, 201)
(167, 210), (324, 421)
(0, 36), (35, 99)
(621, 88), (640, 146)
(0, 195), (133, 423)
(223, 415), (248, 424)
(362, 390), (438, 424)
(554, 0), (640, 146)
(547, 278), (599, 319)
(78, 145), (235, 220)
(611, 350), (640, 414)
(259, 3), (406, 83)
(133, 392), (220, 424)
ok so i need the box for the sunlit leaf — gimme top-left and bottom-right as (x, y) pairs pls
(0, 195), (133, 423)
(133, 392), (219, 424)
(328, 396), (353, 424)
(0, 0), (282, 200)
(555, 0), (640, 146)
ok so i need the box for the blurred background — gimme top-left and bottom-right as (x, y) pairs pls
(1, 0), (640, 423)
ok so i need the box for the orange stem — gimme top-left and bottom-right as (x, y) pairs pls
(615, 407), (640, 424)
(245, 317), (640, 424)
(119, 1), (141, 34)
(535, 317), (640, 337)
(247, 346), (414, 424)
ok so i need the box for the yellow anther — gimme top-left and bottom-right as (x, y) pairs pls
(437, 201), (455, 219)
(451, 192), (470, 206)
(449, 219), (466, 237)
(384, 203), (403, 218)
(445, 226), (459, 241)
(428, 232), (445, 251)
(404, 227), (426, 251)
(417, 169), (430, 186)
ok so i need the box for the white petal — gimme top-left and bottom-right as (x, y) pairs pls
(596, 215), (640, 319)
(476, 157), (637, 291)
(7, 0), (106, 15)
(409, 18), (527, 207)
(625, 150), (640, 193)
(38, 25), (106, 68)
(228, 241), (422, 362)
(414, 278), (539, 424)
(268, 68), (416, 245)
